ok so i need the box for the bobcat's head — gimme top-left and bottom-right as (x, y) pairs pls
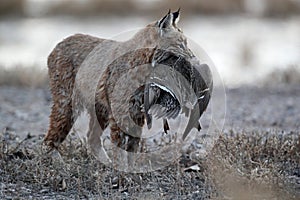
(131, 9), (193, 60)
(132, 10), (213, 139)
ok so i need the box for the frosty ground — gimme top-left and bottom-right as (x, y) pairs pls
(0, 84), (299, 199)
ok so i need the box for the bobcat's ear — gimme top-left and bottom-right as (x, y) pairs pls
(172, 8), (180, 26)
(158, 9), (173, 29)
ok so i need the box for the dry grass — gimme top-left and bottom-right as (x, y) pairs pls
(38, 0), (300, 17)
(0, 131), (214, 199)
(1, 0), (300, 18)
(0, 0), (25, 17)
(0, 66), (48, 88)
(208, 130), (300, 199)
(262, 65), (300, 86)
(1, 129), (299, 199)
(262, 0), (300, 17)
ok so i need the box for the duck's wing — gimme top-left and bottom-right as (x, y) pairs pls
(144, 83), (181, 129)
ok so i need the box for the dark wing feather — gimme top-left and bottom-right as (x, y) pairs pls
(144, 84), (181, 129)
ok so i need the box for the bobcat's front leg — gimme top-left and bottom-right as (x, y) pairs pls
(87, 111), (111, 163)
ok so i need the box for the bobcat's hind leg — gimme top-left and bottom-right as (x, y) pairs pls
(44, 102), (73, 148)
(44, 55), (75, 149)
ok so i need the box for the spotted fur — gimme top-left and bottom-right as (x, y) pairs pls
(44, 10), (212, 153)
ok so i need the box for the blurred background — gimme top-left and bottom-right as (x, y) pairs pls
(0, 0), (299, 87)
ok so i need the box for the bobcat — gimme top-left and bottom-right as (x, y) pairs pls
(44, 9), (213, 154)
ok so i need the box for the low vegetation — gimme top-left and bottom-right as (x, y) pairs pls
(1, 129), (299, 199)
(0, 66), (48, 88)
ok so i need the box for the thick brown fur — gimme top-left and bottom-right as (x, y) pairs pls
(45, 34), (103, 148)
(44, 11), (212, 153)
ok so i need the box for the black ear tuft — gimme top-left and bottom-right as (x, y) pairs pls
(158, 9), (173, 29)
(172, 8), (180, 26)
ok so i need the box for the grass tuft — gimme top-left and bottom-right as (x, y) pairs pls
(208, 131), (300, 199)
(1, 129), (299, 199)
(0, 66), (48, 88)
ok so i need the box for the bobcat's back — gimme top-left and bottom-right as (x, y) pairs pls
(48, 34), (104, 94)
